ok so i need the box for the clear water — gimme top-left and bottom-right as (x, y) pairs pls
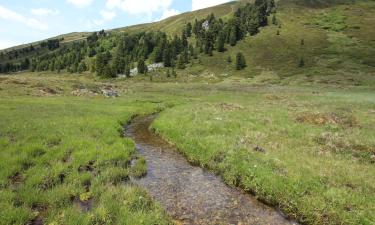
(125, 115), (296, 225)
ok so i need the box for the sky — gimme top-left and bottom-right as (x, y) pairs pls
(0, 0), (232, 50)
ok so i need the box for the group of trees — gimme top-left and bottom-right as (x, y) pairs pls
(0, 0), (276, 75)
(41, 39), (60, 51)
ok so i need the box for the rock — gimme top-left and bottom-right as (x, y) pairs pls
(71, 89), (97, 97)
(202, 20), (210, 31)
(101, 89), (119, 97)
(254, 146), (266, 153)
(148, 62), (164, 72)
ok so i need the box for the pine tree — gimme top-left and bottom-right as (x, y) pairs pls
(113, 42), (125, 74)
(153, 45), (163, 63)
(177, 54), (186, 69)
(248, 20), (259, 36)
(103, 65), (115, 78)
(193, 19), (199, 36)
(137, 58), (147, 74)
(182, 32), (188, 48)
(96, 53), (106, 76)
(186, 22), (192, 37)
(217, 31), (226, 52)
(172, 68), (177, 78)
(229, 27), (237, 46)
(163, 46), (172, 67)
(183, 48), (189, 64)
(125, 64), (131, 78)
(78, 62), (86, 74)
(299, 58), (305, 67)
(236, 52), (247, 70)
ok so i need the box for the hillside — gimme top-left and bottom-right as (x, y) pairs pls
(0, 0), (374, 87)
(1, 1), (375, 225)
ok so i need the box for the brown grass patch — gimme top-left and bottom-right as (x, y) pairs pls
(216, 103), (244, 112)
(296, 112), (358, 127)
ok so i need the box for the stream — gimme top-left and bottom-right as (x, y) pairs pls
(125, 114), (296, 225)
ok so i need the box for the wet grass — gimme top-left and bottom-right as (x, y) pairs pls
(1, 72), (374, 224)
(0, 77), (172, 224)
(152, 87), (375, 224)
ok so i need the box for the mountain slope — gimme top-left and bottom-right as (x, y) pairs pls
(0, 0), (374, 87)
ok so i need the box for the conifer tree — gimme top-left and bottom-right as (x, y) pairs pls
(236, 52), (247, 70)
(229, 27), (237, 46)
(113, 41), (125, 74)
(177, 54), (185, 69)
(217, 31), (226, 52)
(166, 69), (171, 78)
(125, 64), (131, 78)
(186, 22), (192, 37)
(137, 58), (147, 74)
(299, 58), (305, 67)
(163, 46), (172, 67)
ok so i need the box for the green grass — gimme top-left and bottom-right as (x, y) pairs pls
(1, 70), (375, 225)
(152, 86), (375, 225)
(0, 75), (172, 225)
(1, 0), (375, 224)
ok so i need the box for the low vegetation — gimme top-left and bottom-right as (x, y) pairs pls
(0, 0), (374, 224)
(152, 86), (375, 224)
(0, 75), (172, 225)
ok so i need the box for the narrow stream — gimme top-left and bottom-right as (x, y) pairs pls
(125, 115), (295, 225)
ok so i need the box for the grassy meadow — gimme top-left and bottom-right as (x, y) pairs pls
(0, 74), (172, 225)
(0, 72), (374, 224)
(0, 1), (374, 224)
(152, 85), (375, 224)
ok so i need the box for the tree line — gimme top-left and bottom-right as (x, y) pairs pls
(0, 0), (276, 76)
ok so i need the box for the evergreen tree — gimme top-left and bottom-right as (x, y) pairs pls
(299, 58), (305, 67)
(103, 65), (115, 78)
(229, 27), (237, 46)
(172, 68), (177, 78)
(182, 32), (188, 48)
(56, 61), (61, 73)
(177, 54), (185, 69)
(153, 46), (163, 63)
(236, 52), (247, 70)
(166, 69), (171, 78)
(113, 42), (125, 74)
(96, 53), (106, 76)
(125, 64), (131, 78)
(163, 46), (173, 67)
(137, 58), (147, 74)
(183, 49), (189, 64)
(78, 62), (87, 73)
(217, 31), (226, 52)
(248, 20), (259, 36)
(193, 19), (199, 36)
(186, 22), (192, 37)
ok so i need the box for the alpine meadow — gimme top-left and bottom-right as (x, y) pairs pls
(0, 0), (374, 225)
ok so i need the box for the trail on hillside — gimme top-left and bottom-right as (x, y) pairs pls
(125, 114), (296, 225)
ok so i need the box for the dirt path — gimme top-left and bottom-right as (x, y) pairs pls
(125, 115), (297, 225)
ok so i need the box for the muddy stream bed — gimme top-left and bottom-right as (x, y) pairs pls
(125, 114), (296, 225)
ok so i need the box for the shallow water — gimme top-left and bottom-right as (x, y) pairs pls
(125, 115), (295, 225)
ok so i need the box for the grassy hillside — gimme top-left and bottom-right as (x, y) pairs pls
(1, 0), (374, 87)
(175, 0), (375, 86)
